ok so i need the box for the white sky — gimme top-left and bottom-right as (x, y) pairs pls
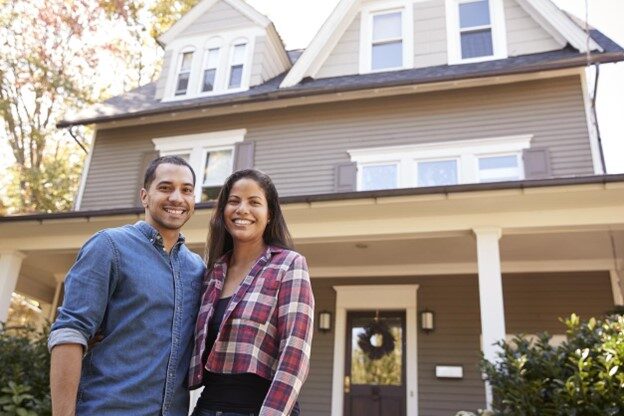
(1, 0), (623, 177)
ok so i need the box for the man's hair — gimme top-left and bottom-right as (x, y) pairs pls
(143, 155), (196, 189)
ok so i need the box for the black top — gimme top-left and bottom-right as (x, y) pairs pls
(196, 296), (272, 414)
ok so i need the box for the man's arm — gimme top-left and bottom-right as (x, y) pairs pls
(50, 344), (83, 416)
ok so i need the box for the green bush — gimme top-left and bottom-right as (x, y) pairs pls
(0, 324), (51, 416)
(481, 313), (624, 416)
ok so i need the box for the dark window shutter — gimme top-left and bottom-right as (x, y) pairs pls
(335, 162), (357, 192)
(523, 148), (552, 180)
(233, 141), (255, 172)
(135, 150), (159, 206)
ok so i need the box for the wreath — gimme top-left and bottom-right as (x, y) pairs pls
(357, 320), (395, 360)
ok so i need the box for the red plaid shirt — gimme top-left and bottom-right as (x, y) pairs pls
(189, 246), (314, 416)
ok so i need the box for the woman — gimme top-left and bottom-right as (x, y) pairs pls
(189, 169), (315, 416)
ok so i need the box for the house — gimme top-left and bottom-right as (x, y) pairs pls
(1, 0), (624, 414)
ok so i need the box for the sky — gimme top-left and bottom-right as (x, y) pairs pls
(1, 0), (623, 177)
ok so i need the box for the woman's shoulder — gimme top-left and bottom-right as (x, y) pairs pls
(269, 247), (307, 269)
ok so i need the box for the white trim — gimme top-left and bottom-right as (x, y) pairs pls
(349, 135), (532, 189)
(73, 128), (97, 211)
(610, 269), (624, 306)
(0, 251), (26, 322)
(331, 285), (419, 416)
(358, 0), (414, 74)
(580, 70), (604, 174)
(158, 0), (270, 45)
(445, 0), (508, 65)
(514, 0), (602, 53)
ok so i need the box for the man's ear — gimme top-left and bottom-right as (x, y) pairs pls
(139, 188), (148, 208)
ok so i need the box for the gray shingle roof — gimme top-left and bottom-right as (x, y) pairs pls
(57, 30), (623, 127)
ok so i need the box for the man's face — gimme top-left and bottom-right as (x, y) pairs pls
(140, 163), (195, 234)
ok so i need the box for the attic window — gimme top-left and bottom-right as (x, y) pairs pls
(372, 12), (403, 70)
(201, 48), (220, 92)
(459, 0), (493, 59)
(228, 43), (247, 89)
(175, 50), (194, 95)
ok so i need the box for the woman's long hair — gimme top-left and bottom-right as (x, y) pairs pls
(206, 169), (294, 270)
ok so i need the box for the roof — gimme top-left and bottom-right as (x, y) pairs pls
(2, 174), (624, 223)
(57, 29), (624, 128)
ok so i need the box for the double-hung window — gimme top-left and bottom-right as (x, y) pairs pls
(152, 130), (246, 202)
(175, 50), (194, 96)
(201, 48), (220, 93)
(459, 0), (493, 59)
(228, 43), (246, 89)
(372, 11), (403, 70)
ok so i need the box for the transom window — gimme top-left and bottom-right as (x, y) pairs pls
(372, 11), (403, 70)
(459, 0), (493, 59)
(175, 50), (194, 96)
(201, 48), (220, 93)
(350, 136), (531, 191)
(228, 43), (247, 89)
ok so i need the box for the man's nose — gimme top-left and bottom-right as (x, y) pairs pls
(169, 188), (183, 202)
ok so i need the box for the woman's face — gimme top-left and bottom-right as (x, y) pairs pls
(223, 177), (270, 246)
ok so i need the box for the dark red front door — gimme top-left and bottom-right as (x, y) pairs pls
(344, 311), (406, 416)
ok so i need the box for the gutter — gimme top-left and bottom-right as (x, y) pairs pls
(2, 174), (624, 223)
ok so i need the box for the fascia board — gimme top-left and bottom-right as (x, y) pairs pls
(266, 23), (292, 69)
(158, 0), (219, 45)
(517, 0), (602, 53)
(280, 0), (361, 88)
(225, 0), (271, 28)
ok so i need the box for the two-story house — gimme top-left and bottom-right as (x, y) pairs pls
(1, 0), (624, 414)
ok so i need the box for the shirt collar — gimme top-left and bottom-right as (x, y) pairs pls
(134, 220), (185, 247)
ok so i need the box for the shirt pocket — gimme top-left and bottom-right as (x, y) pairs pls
(233, 277), (279, 324)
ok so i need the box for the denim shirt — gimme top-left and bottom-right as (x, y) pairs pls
(49, 221), (205, 416)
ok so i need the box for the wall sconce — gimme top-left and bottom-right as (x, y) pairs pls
(420, 310), (434, 333)
(318, 311), (332, 333)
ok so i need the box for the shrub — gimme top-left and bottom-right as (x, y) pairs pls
(481, 313), (624, 416)
(0, 323), (51, 416)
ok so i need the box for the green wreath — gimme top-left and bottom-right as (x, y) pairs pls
(357, 320), (395, 360)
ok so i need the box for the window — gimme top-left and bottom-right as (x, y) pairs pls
(152, 130), (246, 202)
(445, 0), (507, 64)
(175, 50), (194, 96)
(459, 0), (493, 59)
(228, 43), (246, 89)
(201, 48), (220, 93)
(349, 135), (531, 190)
(372, 12), (403, 70)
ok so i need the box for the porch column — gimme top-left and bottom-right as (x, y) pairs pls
(49, 273), (66, 321)
(0, 250), (26, 323)
(473, 227), (506, 409)
(610, 269), (624, 306)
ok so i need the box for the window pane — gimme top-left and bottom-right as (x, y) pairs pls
(175, 72), (189, 95)
(201, 186), (222, 202)
(372, 41), (403, 70)
(362, 164), (397, 190)
(228, 64), (243, 89)
(206, 48), (219, 68)
(232, 44), (246, 64)
(203, 149), (232, 186)
(373, 12), (402, 41)
(461, 29), (493, 58)
(417, 160), (458, 187)
(479, 155), (518, 170)
(459, 0), (490, 28)
(202, 69), (216, 92)
(180, 52), (193, 71)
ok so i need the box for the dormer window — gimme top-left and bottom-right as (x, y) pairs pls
(446, 0), (507, 64)
(201, 48), (220, 93)
(175, 50), (194, 96)
(372, 12), (403, 70)
(228, 43), (247, 89)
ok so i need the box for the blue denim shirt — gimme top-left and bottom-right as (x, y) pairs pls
(49, 221), (205, 416)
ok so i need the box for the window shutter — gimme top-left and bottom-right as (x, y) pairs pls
(523, 148), (552, 180)
(135, 150), (159, 206)
(233, 141), (255, 172)
(335, 162), (357, 192)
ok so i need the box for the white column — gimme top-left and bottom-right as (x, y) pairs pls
(0, 250), (26, 323)
(49, 273), (66, 321)
(473, 227), (506, 409)
(610, 269), (624, 306)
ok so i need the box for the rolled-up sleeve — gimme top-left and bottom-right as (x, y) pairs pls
(48, 231), (119, 352)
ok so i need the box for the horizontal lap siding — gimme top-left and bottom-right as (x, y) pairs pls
(81, 76), (592, 210)
(505, 0), (564, 55)
(178, 0), (253, 38)
(299, 271), (613, 416)
(413, 0), (447, 68)
(315, 13), (360, 79)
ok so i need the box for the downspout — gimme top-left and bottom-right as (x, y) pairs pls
(590, 64), (607, 174)
(67, 125), (89, 155)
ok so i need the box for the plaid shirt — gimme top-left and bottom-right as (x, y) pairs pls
(189, 246), (314, 416)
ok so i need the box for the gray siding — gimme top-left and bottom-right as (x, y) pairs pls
(81, 76), (593, 210)
(315, 13), (360, 79)
(299, 271), (613, 416)
(505, 0), (564, 56)
(178, 0), (254, 38)
(250, 36), (286, 86)
(155, 50), (173, 100)
(413, 0), (447, 69)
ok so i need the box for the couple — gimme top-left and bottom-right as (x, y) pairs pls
(48, 156), (314, 416)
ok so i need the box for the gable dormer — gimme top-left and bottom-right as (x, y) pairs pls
(282, 0), (602, 87)
(155, 0), (291, 101)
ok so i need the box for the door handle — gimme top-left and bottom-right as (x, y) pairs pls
(344, 375), (351, 393)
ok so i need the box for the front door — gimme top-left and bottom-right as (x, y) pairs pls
(344, 310), (406, 416)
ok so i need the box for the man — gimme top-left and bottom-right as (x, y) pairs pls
(49, 156), (205, 415)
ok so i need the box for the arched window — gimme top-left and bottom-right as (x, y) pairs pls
(227, 39), (247, 89)
(201, 37), (223, 93)
(175, 47), (195, 96)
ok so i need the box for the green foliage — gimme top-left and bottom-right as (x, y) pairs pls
(481, 313), (624, 416)
(0, 324), (51, 416)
